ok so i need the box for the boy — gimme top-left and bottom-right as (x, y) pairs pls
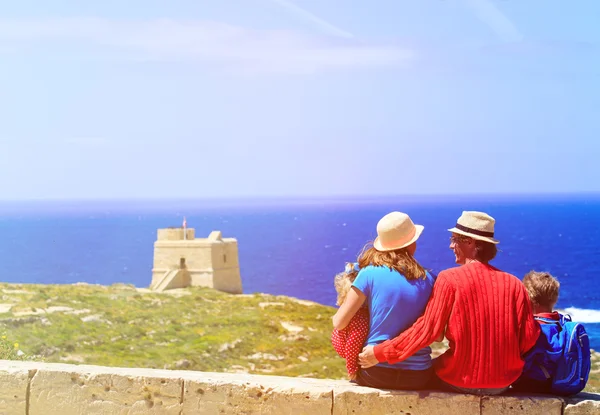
(515, 271), (591, 395)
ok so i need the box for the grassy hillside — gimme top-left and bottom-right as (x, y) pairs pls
(0, 283), (348, 379)
(0, 282), (597, 393)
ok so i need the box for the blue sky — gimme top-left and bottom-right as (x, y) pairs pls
(0, 0), (599, 200)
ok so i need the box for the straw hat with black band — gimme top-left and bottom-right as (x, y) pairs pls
(447, 211), (499, 244)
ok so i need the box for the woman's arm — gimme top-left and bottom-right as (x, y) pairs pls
(332, 287), (366, 330)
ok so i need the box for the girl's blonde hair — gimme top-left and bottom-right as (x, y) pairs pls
(357, 242), (426, 280)
(334, 263), (359, 306)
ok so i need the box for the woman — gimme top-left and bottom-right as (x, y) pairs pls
(333, 211), (436, 389)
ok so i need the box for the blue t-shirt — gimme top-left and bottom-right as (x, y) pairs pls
(353, 265), (436, 370)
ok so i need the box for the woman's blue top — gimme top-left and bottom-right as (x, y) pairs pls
(353, 265), (436, 370)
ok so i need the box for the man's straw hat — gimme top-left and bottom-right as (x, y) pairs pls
(373, 212), (424, 252)
(447, 211), (499, 244)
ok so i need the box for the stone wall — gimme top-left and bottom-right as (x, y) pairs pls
(0, 360), (598, 414)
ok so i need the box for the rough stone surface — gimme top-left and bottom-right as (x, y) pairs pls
(0, 365), (30, 415)
(183, 372), (334, 414)
(1, 360), (599, 414)
(564, 393), (600, 415)
(481, 394), (563, 415)
(334, 384), (481, 415)
(26, 363), (183, 414)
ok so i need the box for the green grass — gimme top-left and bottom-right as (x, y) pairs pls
(0, 333), (28, 361)
(586, 349), (600, 393)
(0, 283), (348, 378)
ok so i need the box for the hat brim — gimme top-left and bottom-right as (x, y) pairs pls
(374, 225), (424, 252)
(448, 227), (499, 244)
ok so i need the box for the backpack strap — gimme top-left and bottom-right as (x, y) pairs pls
(539, 365), (551, 379)
(534, 315), (560, 325)
(534, 315), (564, 333)
(561, 313), (572, 323)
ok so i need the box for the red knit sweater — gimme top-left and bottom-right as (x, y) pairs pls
(373, 262), (540, 389)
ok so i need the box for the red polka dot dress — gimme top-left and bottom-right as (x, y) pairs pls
(331, 305), (370, 377)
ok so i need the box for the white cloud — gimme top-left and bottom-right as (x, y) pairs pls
(0, 17), (413, 73)
(463, 0), (523, 42)
(268, 0), (354, 39)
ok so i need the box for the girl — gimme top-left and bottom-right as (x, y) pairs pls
(331, 263), (369, 381)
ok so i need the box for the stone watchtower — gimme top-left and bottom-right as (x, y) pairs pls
(150, 227), (242, 294)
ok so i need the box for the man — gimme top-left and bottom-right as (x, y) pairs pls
(358, 211), (540, 395)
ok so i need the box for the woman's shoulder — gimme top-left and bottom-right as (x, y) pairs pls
(357, 265), (392, 274)
(355, 265), (397, 283)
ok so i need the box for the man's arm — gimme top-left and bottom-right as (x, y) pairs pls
(517, 285), (540, 355)
(373, 272), (455, 364)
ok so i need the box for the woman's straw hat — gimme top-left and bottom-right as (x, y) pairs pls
(373, 212), (424, 252)
(447, 211), (499, 244)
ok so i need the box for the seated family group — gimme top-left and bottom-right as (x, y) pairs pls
(331, 211), (591, 396)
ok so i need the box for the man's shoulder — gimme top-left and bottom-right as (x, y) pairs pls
(438, 265), (465, 279)
(488, 266), (523, 285)
(435, 267), (463, 287)
(437, 263), (510, 281)
(447, 262), (517, 278)
(467, 264), (527, 292)
(486, 263), (511, 275)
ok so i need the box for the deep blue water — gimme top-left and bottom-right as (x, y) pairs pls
(0, 195), (599, 349)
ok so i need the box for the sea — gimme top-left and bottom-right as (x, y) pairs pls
(0, 194), (599, 349)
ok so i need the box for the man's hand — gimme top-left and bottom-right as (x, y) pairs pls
(358, 345), (378, 368)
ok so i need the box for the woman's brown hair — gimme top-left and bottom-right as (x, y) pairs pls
(357, 242), (426, 280)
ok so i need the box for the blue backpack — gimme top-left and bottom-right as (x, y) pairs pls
(521, 313), (591, 396)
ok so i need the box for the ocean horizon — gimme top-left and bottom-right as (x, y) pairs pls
(0, 193), (599, 349)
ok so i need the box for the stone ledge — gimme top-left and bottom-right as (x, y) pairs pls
(0, 360), (597, 414)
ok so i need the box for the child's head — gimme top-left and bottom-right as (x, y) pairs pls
(334, 263), (359, 306)
(523, 271), (560, 313)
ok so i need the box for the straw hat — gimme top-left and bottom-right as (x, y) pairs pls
(373, 212), (424, 252)
(447, 211), (499, 244)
